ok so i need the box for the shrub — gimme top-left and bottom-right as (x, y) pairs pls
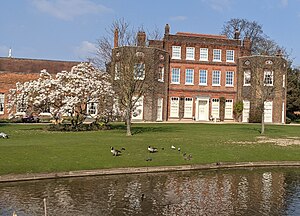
(47, 122), (111, 132)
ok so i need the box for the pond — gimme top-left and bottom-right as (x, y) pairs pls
(0, 167), (299, 215)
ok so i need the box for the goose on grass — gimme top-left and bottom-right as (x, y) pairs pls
(110, 147), (121, 156)
(148, 146), (158, 153)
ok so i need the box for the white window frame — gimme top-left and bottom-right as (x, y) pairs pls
(200, 48), (208, 61)
(132, 96), (144, 120)
(199, 70), (207, 86)
(242, 100), (250, 123)
(264, 70), (273, 86)
(226, 50), (234, 62)
(171, 68), (180, 84)
(114, 63), (120, 80)
(186, 47), (195, 60)
(244, 70), (251, 86)
(185, 69), (194, 85)
(134, 63), (145, 80)
(87, 102), (98, 116)
(158, 66), (164, 82)
(213, 49), (222, 62)
(170, 97), (179, 118)
(0, 93), (4, 114)
(172, 46), (181, 60)
(212, 70), (221, 86)
(225, 71), (234, 87)
(211, 98), (220, 118)
(264, 101), (273, 123)
(225, 99), (233, 119)
(184, 97), (193, 118)
(157, 98), (163, 121)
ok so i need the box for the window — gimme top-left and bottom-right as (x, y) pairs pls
(134, 63), (145, 80)
(132, 96), (144, 120)
(283, 74), (286, 87)
(244, 70), (251, 86)
(211, 98), (220, 118)
(158, 66), (164, 82)
(226, 71), (234, 86)
(184, 97), (193, 118)
(264, 101), (273, 123)
(200, 48), (208, 61)
(264, 70), (273, 86)
(199, 70), (207, 85)
(172, 46), (181, 59)
(0, 94), (4, 114)
(225, 99), (233, 119)
(87, 102), (97, 116)
(170, 97), (179, 118)
(171, 68), (180, 84)
(186, 47), (195, 60)
(242, 100), (250, 122)
(114, 63), (120, 80)
(185, 69), (194, 85)
(213, 49), (221, 62)
(157, 98), (163, 121)
(212, 70), (221, 86)
(226, 50), (234, 62)
(16, 99), (27, 113)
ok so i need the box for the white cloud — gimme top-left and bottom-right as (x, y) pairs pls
(170, 16), (187, 21)
(73, 41), (97, 59)
(31, 0), (112, 21)
(202, 0), (232, 12)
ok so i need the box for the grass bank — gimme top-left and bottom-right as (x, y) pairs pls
(0, 123), (299, 175)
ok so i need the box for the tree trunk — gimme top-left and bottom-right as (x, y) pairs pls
(261, 110), (265, 134)
(126, 107), (132, 136)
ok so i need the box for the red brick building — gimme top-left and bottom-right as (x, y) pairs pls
(112, 24), (287, 123)
(0, 57), (79, 119)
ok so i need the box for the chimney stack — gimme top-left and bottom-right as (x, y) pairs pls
(165, 24), (170, 36)
(276, 49), (283, 57)
(242, 37), (251, 56)
(114, 28), (119, 48)
(137, 31), (146, 46)
(234, 28), (240, 39)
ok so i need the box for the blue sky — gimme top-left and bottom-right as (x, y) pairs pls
(1, 0), (300, 66)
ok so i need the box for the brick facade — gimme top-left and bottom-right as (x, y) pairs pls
(0, 57), (79, 119)
(111, 24), (287, 123)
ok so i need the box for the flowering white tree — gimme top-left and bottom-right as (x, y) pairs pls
(7, 63), (114, 128)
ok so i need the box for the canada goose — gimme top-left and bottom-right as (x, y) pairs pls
(0, 132), (8, 139)
(178, 147), (181, 152)
(110, 147), (121, 156)
(148, 146), (158, 153)
(121, 147), (126, 151)
(171, 145), (176, 150)
(146, 157), (152, 161)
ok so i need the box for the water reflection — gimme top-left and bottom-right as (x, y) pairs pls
(0, 168), (299, 216)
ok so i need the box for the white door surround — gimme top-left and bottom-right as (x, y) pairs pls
(195, 96), (210, 121)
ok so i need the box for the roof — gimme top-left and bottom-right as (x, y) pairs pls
(0, 57), (80, 74)
(176, 32), (228, 39)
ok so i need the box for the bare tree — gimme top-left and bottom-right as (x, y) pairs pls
(221, 18), (289, 57)
(95, 19), (166, 136)
(241, 56), (287, 134)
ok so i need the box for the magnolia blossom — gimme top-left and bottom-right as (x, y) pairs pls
(7, 63), (115, 124)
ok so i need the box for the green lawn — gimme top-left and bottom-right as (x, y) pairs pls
(0, 123), (299, 175)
